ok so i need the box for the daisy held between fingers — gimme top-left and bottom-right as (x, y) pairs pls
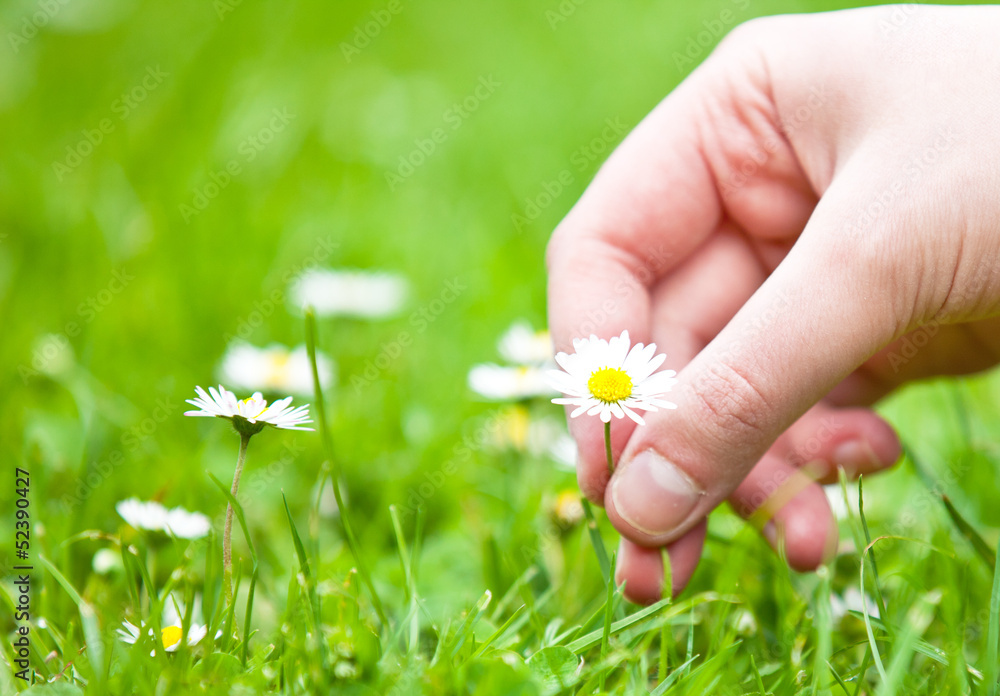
(185, 385), (313, 603)
(546, 330), (677, 473)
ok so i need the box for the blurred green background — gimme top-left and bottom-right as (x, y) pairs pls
(3, 0), (1000, 692)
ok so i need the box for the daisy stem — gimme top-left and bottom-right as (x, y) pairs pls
(604, 421), (614, 474)
(223, 432), (251, 605)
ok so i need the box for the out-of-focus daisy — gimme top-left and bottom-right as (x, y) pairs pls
(550, 489), (584, 528)
(116, 498), (167, 532)
(117, 619), (207, 655)
(92, 548), (123, 575)
(184, 385), (314, 435)
(468, 321), (557, 402)
(488, 407), (573, 461)
(289, 268), (408, 319)
(547, 330), (677, 425)
(116, 499), (211, 540)
(547, 431), (578, 470)
(164, 506), (212, 539)
(468, 364), (556, 401)
(218, 342), (334, 398)
(830, 586), (880, 623)
(498, 321), (553, 365)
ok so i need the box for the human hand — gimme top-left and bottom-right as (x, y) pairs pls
(546, 4), (1000, 603)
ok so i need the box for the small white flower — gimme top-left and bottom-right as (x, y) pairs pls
(497, 321), (553, 365)
(117, 619), (207, 655)
(116, 499), (211, 540)
(546, 330), (677, 425)
(92, 548), (123, 575)
(830, 586), (880, 623)
(289, 268), (408, 319)
(116, 499), (169, 533)
(218, 342), (335, 398)
(547, 431), (578, 470)
(184, 384), (314, 434)
(164, 507), (212, 539)
(468, 364), (557, 401)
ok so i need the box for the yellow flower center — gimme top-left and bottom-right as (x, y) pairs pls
(500, 405), (530, 450)
(161, 625), (183, 649)
(587, 367), (633, 403)
(264, 351), (291, 388)
(241, 398), (268, 419)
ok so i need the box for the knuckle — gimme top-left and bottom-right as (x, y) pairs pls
(686, 360), (773, 446)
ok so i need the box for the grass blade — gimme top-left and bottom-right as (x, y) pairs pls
(472, 605), (526, 658)
(985, 535), (1000, 696)
(566, 593), (730, 654)
(857, 477), (891, 632)
(598, 552), (618, 691)
(38, 555), (104, 686)
(580, 498), (611, 581)
(305, 308), (387, 626)
(450, 590), (492, 659)
(941, 495), (995, 568)
(650, 655), (700, 695)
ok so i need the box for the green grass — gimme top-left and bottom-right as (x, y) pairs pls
(3, 0), (1000, 693)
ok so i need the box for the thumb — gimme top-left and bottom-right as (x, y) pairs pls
(604, 189), (904, 546)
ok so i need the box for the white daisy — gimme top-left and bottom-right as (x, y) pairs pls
(547, 431), (578, 470)
(92, 548), (123, 575)
(497, 321), (554, 365)
(289, 268), (408, 319)
(116, 498), (168, 533)
(218, 342), (335, 398)
(546, 330), (678, 425)
(164, 507), (212, 539)
(115, 499), (211, 540)
(117, 619), (207, 655)
(184, 384), (314, 435)
(468, 364), (557, 401)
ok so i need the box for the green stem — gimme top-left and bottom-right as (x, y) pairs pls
(604, 421), (614, 474)
(223, 432), (251, 605)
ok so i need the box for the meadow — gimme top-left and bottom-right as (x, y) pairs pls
(2, 0), (1000, 693)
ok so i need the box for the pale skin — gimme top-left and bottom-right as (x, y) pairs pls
(546, 4), (1000, 604)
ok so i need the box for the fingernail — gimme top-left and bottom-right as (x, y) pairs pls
(832, 440), (878, 474)
(611, 449), (703, 536)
